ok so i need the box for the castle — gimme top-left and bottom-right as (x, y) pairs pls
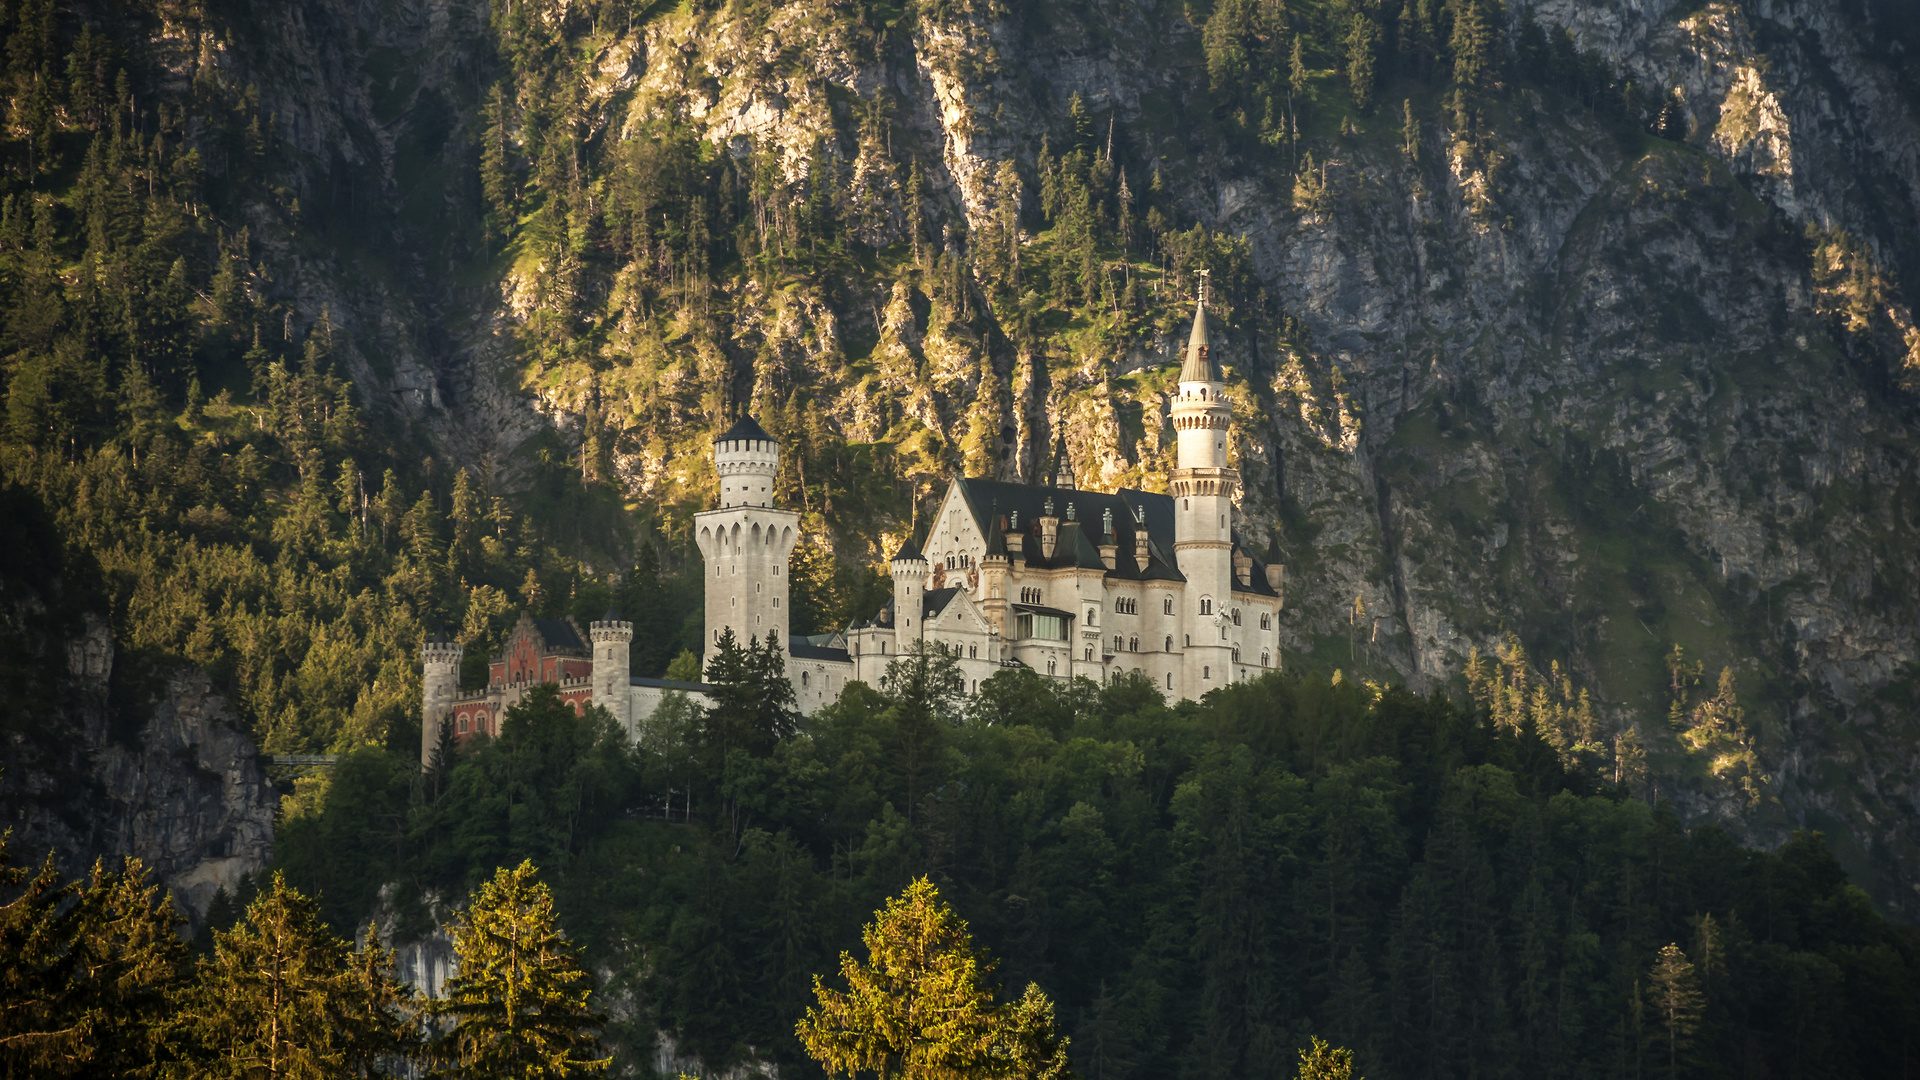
(420, 294), (1283, 759)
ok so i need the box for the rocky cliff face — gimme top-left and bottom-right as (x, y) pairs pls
(2, 600), (276, 924)
(130, 0), (1920, 909)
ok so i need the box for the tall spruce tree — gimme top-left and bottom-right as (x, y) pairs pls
(186, 873), (415, 1079)
(436, 861), (608, 1079)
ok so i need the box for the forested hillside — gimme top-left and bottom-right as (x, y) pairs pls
(267, 649), (1920, 1079)
(1, 0), (1920, 1056)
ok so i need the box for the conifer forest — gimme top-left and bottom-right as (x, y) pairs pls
(3, 0), (1920, 1076)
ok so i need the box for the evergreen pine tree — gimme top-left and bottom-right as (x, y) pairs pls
(435, 861), (608, 1079)
(1645, 944), (1702, 1080)
(185, 873), (416, 1078)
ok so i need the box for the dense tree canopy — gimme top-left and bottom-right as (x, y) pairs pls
(267, 646), (1920, 1080)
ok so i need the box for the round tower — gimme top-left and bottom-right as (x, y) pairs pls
(714, 414), (780, 508)
(890, 536), (928, 652)
(589, 613), (633, 733)
(419, 635), (464, 767)
(1169, 276), (1237, 694)
(695, 415), (800, 671)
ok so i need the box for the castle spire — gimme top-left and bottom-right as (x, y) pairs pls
(1180, 270), (1218, 384)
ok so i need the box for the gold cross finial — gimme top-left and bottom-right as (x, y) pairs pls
(1198, 268), (1210, 306)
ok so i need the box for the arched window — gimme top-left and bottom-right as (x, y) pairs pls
(1260, 613), (1271, 630)
(1129, 636), (1138, 652)
(969, 645), (978, 658)
(1232, 646), (1241, 662)
(1165, 635), (1173, 652)
(1185, 634), (1191, 647)
(1203, 666), (1211, 679)
(1085, 647), (1093, 662)
(1163, 596), (1174, 614)
(1200, 598), (1212, 615)
(1261, 650), (1271, 666)
(801, 671), (810, 687)
(1113, 635), (1123, 653)
(1047, 659), (1057, 675)
(1232, 608), (1241, 626)
(1167, 672), (1173, 688)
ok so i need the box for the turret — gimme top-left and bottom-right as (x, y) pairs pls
(714, 414), (780, 509)
(590, 611), (633, 731)
(890, 535), (928, 650)
(1169, 273), (1238, 690)
(1098, 507), (1119, 570)
(420, 635), (464, 767)
(1038, 498), (1059, 560)
(1050, 436), (1076, 490)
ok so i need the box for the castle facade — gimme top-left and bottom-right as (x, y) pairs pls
(421, 296), (1282, 757)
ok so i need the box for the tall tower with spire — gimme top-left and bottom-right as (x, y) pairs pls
(694, 415), (798, 673)
(1169, 273), (1237, 691)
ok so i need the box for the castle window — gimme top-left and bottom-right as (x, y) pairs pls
(773, 597), (779, 607)
(1047, 659), (1057, 675)
(1185, 635), (1191, 647)
(1129, 636), (1138, 651)
(1232, 646), (1241, 662)
(1200, 598), (1212, 615)
(1167, 672), (1173, 689)
(1085, 647), (1093, 662)
(1113, 635), (1123, 653)
(1260, 613), (1270, 630)
(1203, 666), (1211, 679)
(801, 671), (810, 687)
(1163, 596), (1174, 614)
(1261, 650), (1270, 666)
(1165, 635), (1173, 651)
(969, 645), (977, 658)
(1232, 608), (1241, 626)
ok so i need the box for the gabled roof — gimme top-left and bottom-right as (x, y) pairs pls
(533, 618), (587, 652)
(922, 586), (961, 620)
(715, 414), (775, 445)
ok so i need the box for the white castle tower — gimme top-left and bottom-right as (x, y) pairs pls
(589, 613), (633, 728)
(890, 536), (928, 650)
(1170, 275), (1237, 691)
(695, 415), (799, 671)
(419, 635), (463, 766)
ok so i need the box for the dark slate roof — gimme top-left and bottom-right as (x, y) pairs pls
(952, 478), (1185, 582)
(1228, 530), (1283, 598)
(891, 534), (925, 562)
(714, 414), (775, 445)
(790, 642), (853, 663)
(631, 676), (712, 692)
(533, 618), (587, 652)
(1181, 298), (1218, 383)
(922, 587), (962, 620)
